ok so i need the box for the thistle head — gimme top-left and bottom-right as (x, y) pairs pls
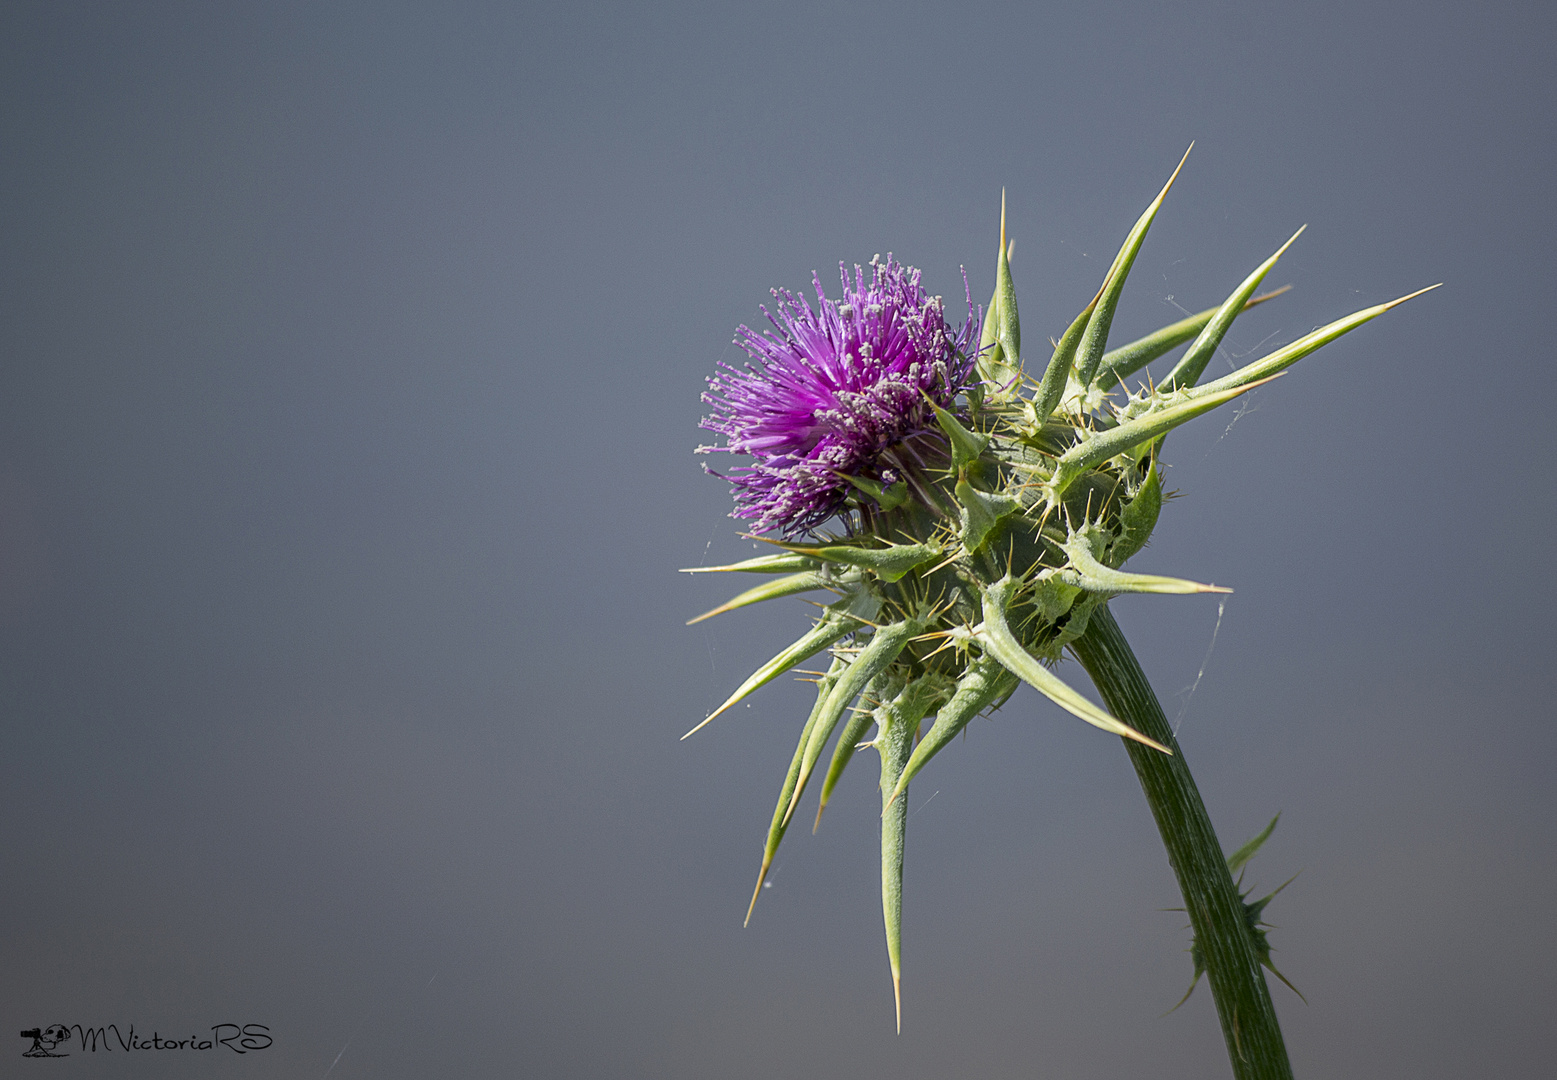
(698, 255), (978, 536)
(685, 153), (1434, 1027)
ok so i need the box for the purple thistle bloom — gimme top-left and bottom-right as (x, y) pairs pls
(700, 255), (979, 536)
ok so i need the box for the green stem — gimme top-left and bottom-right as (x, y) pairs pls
(1071, 603), (1293, 1080)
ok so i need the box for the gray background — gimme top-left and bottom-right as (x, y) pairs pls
(2, 1), (1552, 1076)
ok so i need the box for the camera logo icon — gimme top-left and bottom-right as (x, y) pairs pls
(20, 1026), (71, 1058)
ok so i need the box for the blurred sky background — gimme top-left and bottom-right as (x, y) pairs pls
(2, 1), (1553, 1077)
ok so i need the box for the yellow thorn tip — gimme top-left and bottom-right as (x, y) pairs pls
(685, 605), (727, 625)
(1152, 143), (1194, 210)
(1245, 283), (1293, 308)
(1270, 223), (1307, 260)
(1383, 283), (1442, 309)
(680, 703), (730, 741)
(744, 861), (770, 927)
(893, 970), (902, 1035)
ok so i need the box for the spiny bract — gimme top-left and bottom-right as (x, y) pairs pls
(686, 150), (1433, 1031)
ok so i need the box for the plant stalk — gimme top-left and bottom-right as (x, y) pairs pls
(1071, 603), (1293, 1080)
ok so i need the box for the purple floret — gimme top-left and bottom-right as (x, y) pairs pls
(700, 256), (978, 536)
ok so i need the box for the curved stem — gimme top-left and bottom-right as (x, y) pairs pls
(1071, 603), (1293, 1080)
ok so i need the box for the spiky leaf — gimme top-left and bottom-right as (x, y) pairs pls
(686, 571), (832, 625)
(770, 540), (942, 584)
(1160, 227), (1305, 391)
(744, 655), (847, 926)
(784, 618), (921, 825)
(1093, 288), (1290, 392)
(680, 552), (821, 575)
(683, 591), (876, 739)
(929, 400), (991, 471)
(888, 655), (1017, 805)
(1072, 148), (1191, 389)
(1109, 459), (1162, 566)
(875, 678), (918, 1032)
(978, 194), (1023, 394)
(955, 478), (1020, 554)
(1194, 285), (1440, 398)
(1059, 526), (1226, 596)
(974, 577), (1170, 752)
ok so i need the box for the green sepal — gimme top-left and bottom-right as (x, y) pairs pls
(778, 540), (942, 584)
(1109, 458), (1162, 566)
(836, 471), (910, 512)
(683, 589), (876, 739)
(1047, 378), (1268, 504)
(887, 655), (1016, 805)
(1193, 284), (1440, 398)
(1059, 526), (1227, 596)
(1073, 148), (1191, 389)
(744, 655), (847, 926)
(1044, 591), (1105, 658)
(978, 282), (1002, 382)
(1092, 288), (1290, 392)
(955, 478), (1020, 554)
(813, 686), (886, 832)
(974, 577), (1170, 753)
(686, 571), (833, 625)
(680, 552), (821, 575)
(1029, 572), (1084, 625)
(1088, 286), (1439, 503)
(814, 675), (953, 832)
(1162, 227), (1305, 391)
(928, 400), (991, 471)
(783, 618), (922, 826)
(1032, 299), (1097, 424)
(977, 195), (1023, 396)
(1094, 307), (1214, 392)
(876, 683), (916, 1033)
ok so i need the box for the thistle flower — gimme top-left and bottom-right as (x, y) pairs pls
(685, 150), (1433, 1073)
(698, 255), (978, 536)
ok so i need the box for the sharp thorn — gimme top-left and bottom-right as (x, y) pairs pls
(1246, 283), (1292, 306)
(893, 971), (902, 1035)
(1382, 282), (1442, 309)
(744, 861), (771, 927)
(680, 711), (721, 741)
(1276, 223), (1307, 256)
